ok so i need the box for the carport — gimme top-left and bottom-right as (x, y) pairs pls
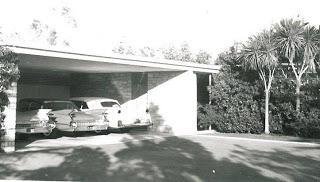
(1, 45), (220, 152)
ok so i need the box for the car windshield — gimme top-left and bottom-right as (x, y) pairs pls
(42, 101), (79, 111)
(101, 101), (120, 108)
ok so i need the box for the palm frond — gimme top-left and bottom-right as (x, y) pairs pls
(274, 18), (306, 60)
(241, 30), (278, 71)
(303, 26), (320, 72)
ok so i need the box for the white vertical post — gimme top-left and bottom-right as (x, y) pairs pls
(208, 74), (212, 130)
(0, 82), (17, 153)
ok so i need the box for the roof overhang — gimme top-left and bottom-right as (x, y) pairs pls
(3, 45), (221, 74)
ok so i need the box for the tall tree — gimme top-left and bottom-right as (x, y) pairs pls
(274, 19), (320, 112)
(241, 30), (278, 134)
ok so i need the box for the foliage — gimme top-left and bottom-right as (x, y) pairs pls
(195, 50), (212, 64)
(269, 72), (320, 138)
(198, 48), (265, 133)
(0, 47), (19, 120)
(240, 29), (278, 134)
(113, 42), (213, 64)
(162, 43), (193, 62)
(112, 42), (137, 56)
(274, 18), (320, 112)
(198, 76), (263, 133)
(162, 43), (212, 64)
(270, 101), (320, 138)
(198, 18), (320, 138)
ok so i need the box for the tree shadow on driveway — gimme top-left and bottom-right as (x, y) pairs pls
(0, 135), (295, 182)
(229, 144), (320, 182)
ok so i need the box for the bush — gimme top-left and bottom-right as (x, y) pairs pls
(270, 101), (320, 138)
(199, 103), (264, 133)
(198, 58), (265, 133)
(198, 48), (320, 138)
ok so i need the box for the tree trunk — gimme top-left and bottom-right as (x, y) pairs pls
(296, 79), (301, 112)
(264, 90), (270, 134)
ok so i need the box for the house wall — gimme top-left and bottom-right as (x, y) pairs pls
(124, 71), (198, 135)
(148, 71), (198, 135)
(70, 73), (131, 104)
(18, 84), (70, 100)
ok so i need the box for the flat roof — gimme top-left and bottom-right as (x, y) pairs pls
(3, 45), (221, 73)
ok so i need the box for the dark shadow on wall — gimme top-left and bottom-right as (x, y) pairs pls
(147, 71), (184, 91)
(131, 72), (148, 100)
(70, 73), (126, 103)
(197, 73), (210, 105)
(148, 102), (172, 134)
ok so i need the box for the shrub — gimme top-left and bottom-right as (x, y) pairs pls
(199, 103), (264, 134)
(270, 101), (320, 138)
(198, 58), (265, 133)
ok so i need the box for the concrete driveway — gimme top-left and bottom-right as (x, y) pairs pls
(0, 132), (319, 182)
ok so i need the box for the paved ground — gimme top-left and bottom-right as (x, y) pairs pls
(0, 131), (319, 182)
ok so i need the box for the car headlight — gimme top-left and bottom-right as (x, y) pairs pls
(47, 120), (56, 129)
(70, 121), (78, 128)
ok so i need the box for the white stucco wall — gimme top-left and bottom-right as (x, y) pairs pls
(122, 71), (197, 135)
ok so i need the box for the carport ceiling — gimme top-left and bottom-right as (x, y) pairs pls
(18, 54), (174, 73)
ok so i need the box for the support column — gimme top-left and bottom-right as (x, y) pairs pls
(0, 82), (17, 153)
(208, 74), (212, 130)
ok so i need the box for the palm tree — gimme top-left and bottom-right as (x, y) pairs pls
(241, 30), (278, 134)
(274, 18), (320, 112)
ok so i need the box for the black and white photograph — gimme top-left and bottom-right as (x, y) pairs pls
(0, 0), (319, 181)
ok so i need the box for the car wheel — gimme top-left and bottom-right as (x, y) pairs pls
(43, 130), (52, 137)
(45, 129), (61, 139)
(94, 130), (102, 134)
(100, 130), (110, 135)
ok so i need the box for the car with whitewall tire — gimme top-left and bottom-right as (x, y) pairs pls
(70, 97), (153, 131)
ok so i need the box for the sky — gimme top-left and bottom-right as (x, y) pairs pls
(0, 0), (319, 59)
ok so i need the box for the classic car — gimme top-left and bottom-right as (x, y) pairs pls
(16, 98), (57, 136)
(16, 98), (109, 136)
(70, 97), (153, 130)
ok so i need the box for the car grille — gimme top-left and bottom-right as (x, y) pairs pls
(16, 122), (41, 128)
(76, 120), (104, 126)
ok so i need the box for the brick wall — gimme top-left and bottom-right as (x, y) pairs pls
(70, 73), (131, 104)
(1, 82), (17, 153)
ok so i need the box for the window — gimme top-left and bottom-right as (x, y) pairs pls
(43, 101), (79, 111)
(72, 101), (89, 109)
(101, 101), (120, 108)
